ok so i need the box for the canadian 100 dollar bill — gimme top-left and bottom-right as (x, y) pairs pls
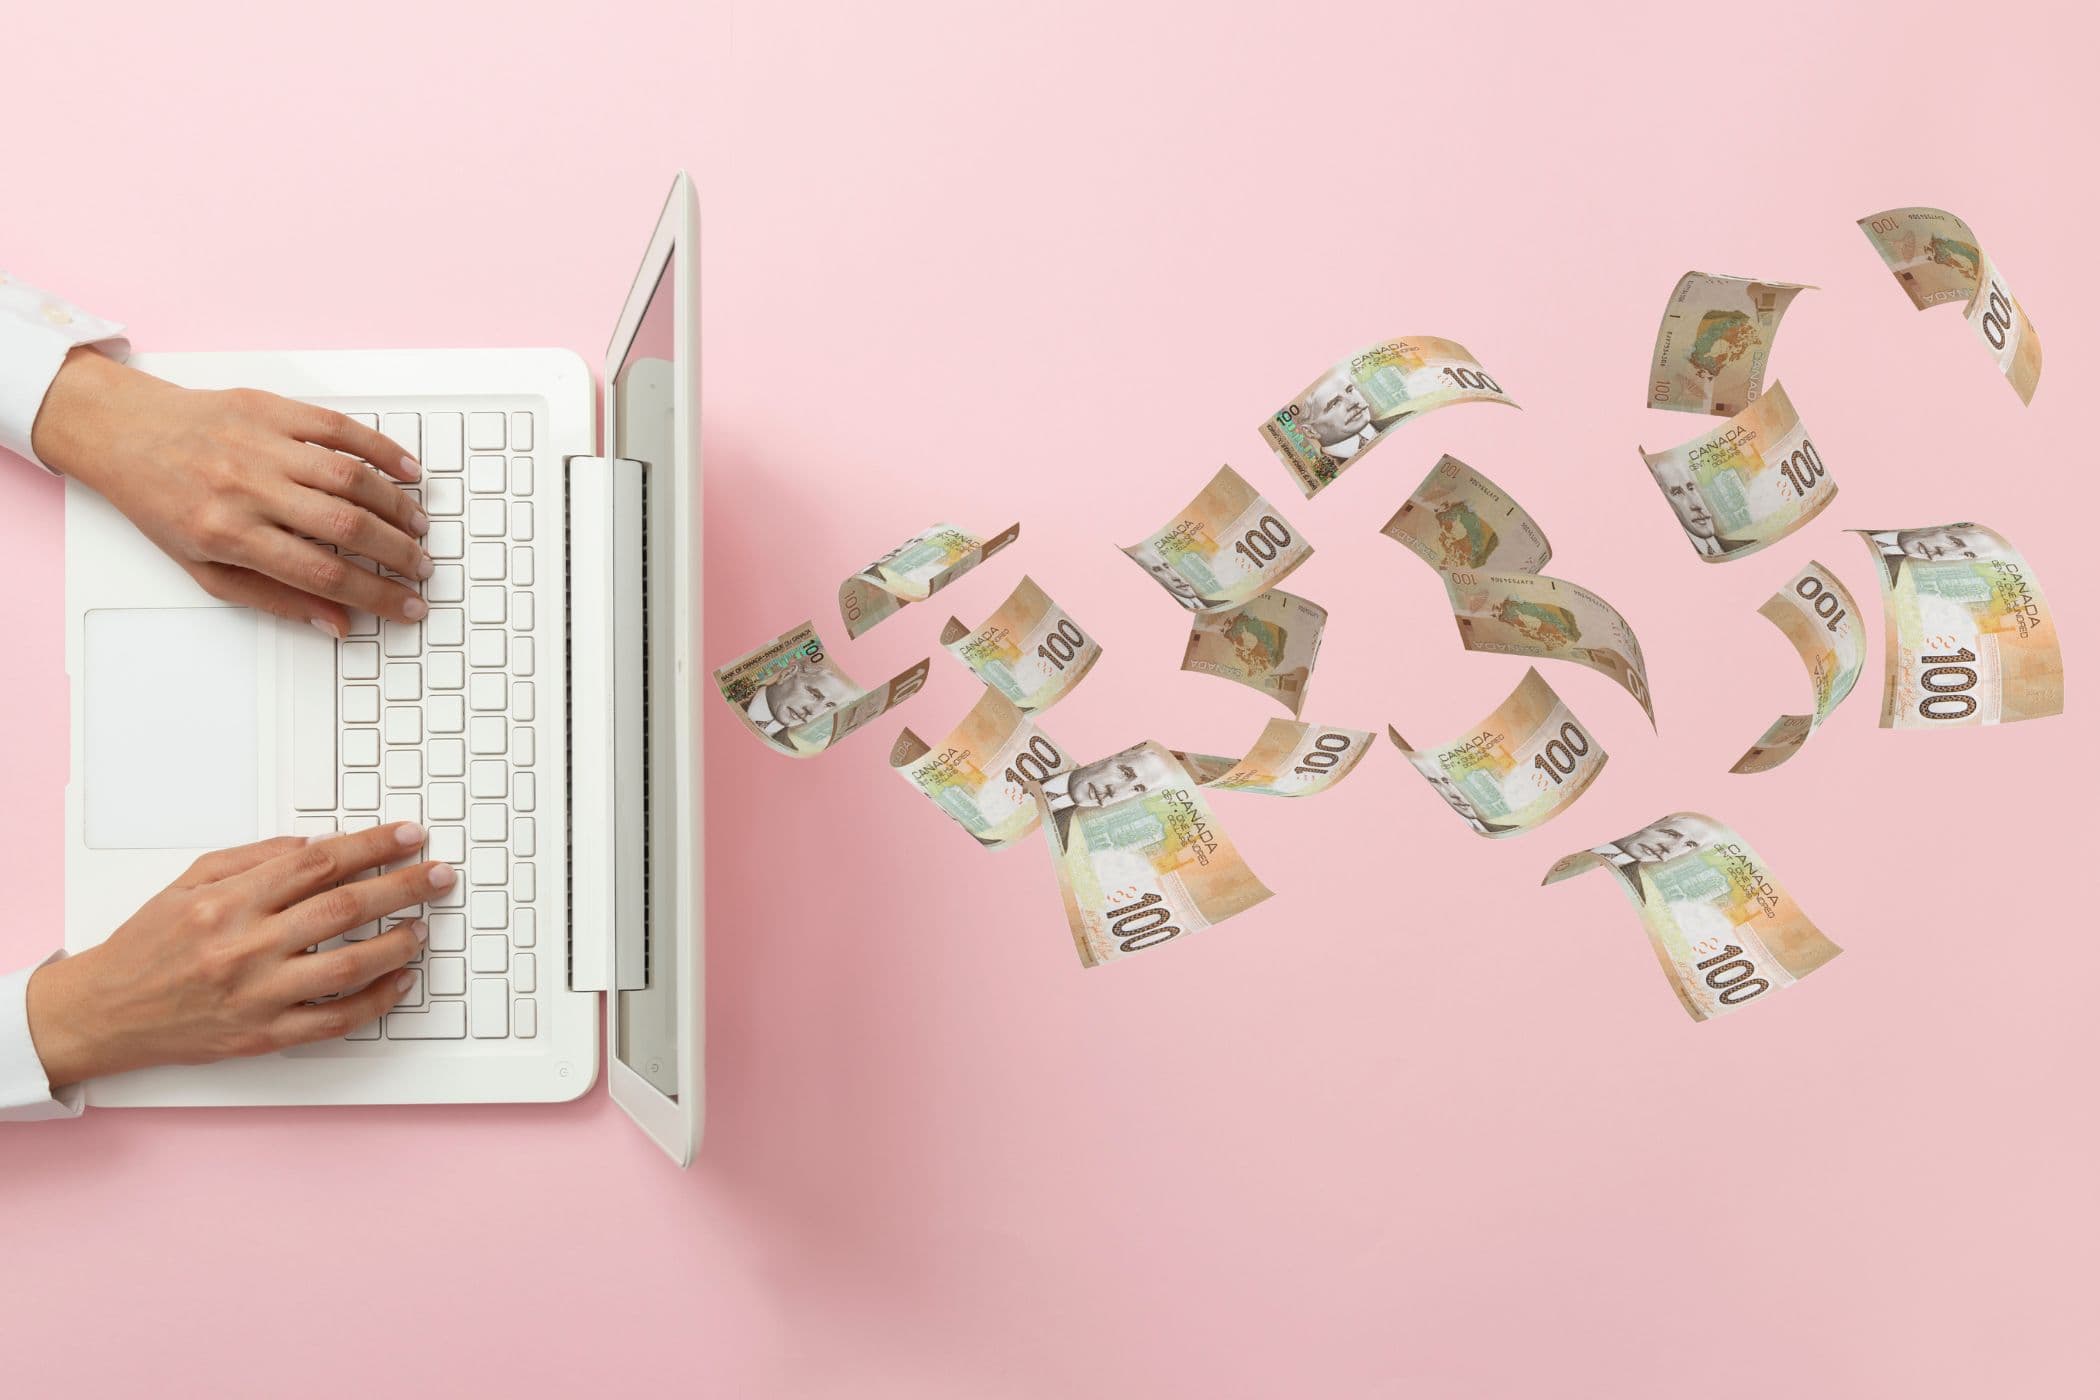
(839, 521), (1020, 639)
(1444, 570), (1656, 727)
(1173, 720), (1375, 798)
(1034, 741), (1274, 967)
(714, 620), (928, 757)
(1381, 454), (1552, 575)
(1647, 271), (1811, 417)
(1638, 383), (1836, 563)
(1389, 668), (1606, 837)
(890, 687), (1071, 848)
(1543, 812), (1841, 1022)
(1121, 465), (1312, 614)
(1858, 207), (2041, 405)
(1731, 561), (1865, 774)
(1260, 338), (1518, 499)
(940, 575), (1100, 713)
(1181, 589), (1327, 716)
(1852, 524), (2063, 728)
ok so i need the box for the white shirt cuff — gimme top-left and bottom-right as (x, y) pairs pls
(0, 952), (86, 1121)
(0, 272), (129, 473)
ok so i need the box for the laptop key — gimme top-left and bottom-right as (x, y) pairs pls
(470, 933), (508, 970)
(427, 520), (463, 560)
(468, 456), (506, 494)
(469, 978), (509, 1038)
(513, 909), (535, 948)
(340, 641), (380, 681)
(423, 412), (462, 472)
(426, 956), (466, 997)
(380, 412), (420, 460)
(511, 953), (536, 994)
(429, 825), (466, 865)
(428, 652), (466, 691)
(426, 477), (464, 515)
(343, 684), (380, 724)
(468, 499), (506, 539)
(387, 1002), (466, 1039)
(509, 413), (533, 451)
(428, 912), (466, 952)
(513, 998), (537, 1039)
(467, 412), (506, 451)
(425, 607), (464, 648)
(469, 803), (508, 842)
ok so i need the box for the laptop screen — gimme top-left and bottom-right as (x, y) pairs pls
(612, 250), (681, 1099)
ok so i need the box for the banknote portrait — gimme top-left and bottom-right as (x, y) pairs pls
(1293, 364), (1409, 468)
(1866, 525), (2014, 586)
(1605, 814), (1728, 869)
(1646, 452), (1754, 558)
(1043, 744), (1182, 845)
(745, 654), (857, 737)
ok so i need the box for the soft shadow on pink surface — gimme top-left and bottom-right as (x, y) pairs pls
(5, 1), (2100, 1396)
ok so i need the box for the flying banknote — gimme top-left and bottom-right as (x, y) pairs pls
(1647, 271), (1810, 416)
(839, 521), (1020, 639)
(1381, 455), (1552, 575)
(715, 621), (928, 757)
(1858, 207), (2041, 404)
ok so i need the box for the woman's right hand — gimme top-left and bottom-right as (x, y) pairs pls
(23, 824), (455, 1088)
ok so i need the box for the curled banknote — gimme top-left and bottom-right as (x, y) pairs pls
(939, 575), (1100, 713)
(1647, 271), (1811, 417)
(1852, 524), (2063, 728)
(839, 522), (1021, 639)
(1543, 813), (1842, 1022)
(1381, 455), (1552, 575)
(1181, 589), (1326, 716)
(1732, 561), (1865, 774)
(890, 688), (1071, 849)
(1121, 465), (1312, 613)
(1858, 207), (2041, 405)
(1034, 742), (1273, 967)
(1389, 668), (1605, 837)
(715, 620), (928, 757)
(1444, 570), (1656, 727)
(1172, 720), (1374, 798)
(1638, 383), (1836, 563)
(1260, 338), (1518, 498)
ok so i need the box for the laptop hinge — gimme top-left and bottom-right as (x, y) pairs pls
(565, 455), (648, 993)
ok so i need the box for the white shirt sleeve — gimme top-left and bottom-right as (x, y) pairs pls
(1, 952), (86, 1121)
(0, 272), (129, 472)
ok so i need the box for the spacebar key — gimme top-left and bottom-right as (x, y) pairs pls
(387, 1003), (467, 1039)
(289, 622), (337, 811)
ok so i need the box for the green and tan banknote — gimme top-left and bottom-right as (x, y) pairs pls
(1852, 524), (2063, 728)
(715, 620), (928, 757)
(1647, 271), (1811, 417)
(1857, 207), (2041, 405)
(1181, 589), (1327, 716)
(1172, 720), (1375, 798)
(1381, 455), (1552, 575)
(839, 522), (1021, 639)
(1121, 465), (1312, 613)
(1444, 571), (1656, 727)
(1638, 383), (1837, 563)
(1034, 742), (1274, 967)
(1260, 338), (1518, 499)
(1543, 813), (1842, 1022)
(1732, 561), (1866, 774)
(939, 575), (1100, 713)
(890, 688), (1071, 849)
(1389, 668), (1606, 837)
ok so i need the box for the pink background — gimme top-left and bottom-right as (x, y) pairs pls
(3, 2), (2094, 1394)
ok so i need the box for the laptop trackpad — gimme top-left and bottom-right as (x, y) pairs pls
(85, 607), (261, 850)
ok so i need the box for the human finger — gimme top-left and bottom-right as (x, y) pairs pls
(234, 528), (427, 624)
(277, 479), (430, 581)
(279, 918), (427, 1004)
(187, 560), (351, 639)
(274, 399), (421, 484)
(228, 821), (429, 912)
(288, 443), (427, 539)
(265, 963), (418, 1049)
(174, 835), (309, 889)
(273, 859), (455, 948)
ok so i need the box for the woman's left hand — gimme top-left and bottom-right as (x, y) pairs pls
(34, 347), (433, 637)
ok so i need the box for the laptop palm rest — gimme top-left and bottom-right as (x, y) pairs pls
(83, 607), (261, 850)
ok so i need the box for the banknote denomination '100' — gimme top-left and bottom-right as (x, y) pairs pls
(1389, 668), (1606, 838)
(1638, 383), (1837, 563)
(940, 575), (1100, 713)
(890, 687), (1071, 848)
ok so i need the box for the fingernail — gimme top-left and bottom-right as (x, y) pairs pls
(399, 455), (422, 482)
(408, 510), (429, 536)
(395, 821), (426, 848)
(408, 919), (428, 946)
(416, 554), (434, 580)
(394, 970), (416, 993)
(309, 618), (340, 640)
(402, 597), (428, 620)
(428, 862), (456, 890)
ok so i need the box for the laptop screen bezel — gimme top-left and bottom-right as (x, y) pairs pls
(601, 172), (703, 1166)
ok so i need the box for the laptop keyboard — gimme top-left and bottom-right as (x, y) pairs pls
(293, 408), (541, 1044)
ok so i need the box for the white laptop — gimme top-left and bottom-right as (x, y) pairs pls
(60, 173), (704, 1165)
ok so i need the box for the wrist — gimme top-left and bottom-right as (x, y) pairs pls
(24, 951), (114, 1089)
(31, 347), (153, 489)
